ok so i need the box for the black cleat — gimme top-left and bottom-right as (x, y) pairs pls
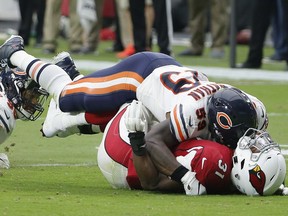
(0, 35), (24, 68)
(53, 52), (81, 80)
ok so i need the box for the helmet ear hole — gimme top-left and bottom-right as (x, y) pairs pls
(240, 159), (245, 169)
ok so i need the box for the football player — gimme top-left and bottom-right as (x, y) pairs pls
(0, 66), (49, 169)
(98, 102), (234, 195)
(0, 35), (267, 194)
(99, 102), (287, 196)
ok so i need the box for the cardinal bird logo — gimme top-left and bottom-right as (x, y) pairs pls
(249, 165), (266, 195)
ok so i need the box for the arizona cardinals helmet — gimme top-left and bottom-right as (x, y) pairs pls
(207, 87), (257, 149)
(231, 128), (286, 196)
(0, 67), (49, 121)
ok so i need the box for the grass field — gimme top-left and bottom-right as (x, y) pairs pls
(0, 38), (288, 216)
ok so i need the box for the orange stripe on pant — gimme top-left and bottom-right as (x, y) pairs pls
(68, 71), (144, 86)
(61, 71), (144, 97)
(61, 83), (138, 96)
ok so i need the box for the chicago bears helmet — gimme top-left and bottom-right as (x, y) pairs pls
(0, 67), (49, 121)
(249, 94), (269, 130)
(207, 87), (257, 149)
(231, 128), (286, 196)
(0, 91), (16, 144)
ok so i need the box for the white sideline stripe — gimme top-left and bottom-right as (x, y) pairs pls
(269, 113), (288, 116)
(73, 60), (288, 82)
(43, 58), (288, 82)
(16, 163), (97, 167)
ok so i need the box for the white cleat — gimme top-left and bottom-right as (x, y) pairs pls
(41, 99), (80, 138)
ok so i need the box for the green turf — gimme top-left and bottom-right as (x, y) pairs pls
(0, 38), (288, 216)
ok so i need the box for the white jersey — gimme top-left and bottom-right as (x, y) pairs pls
(136, 65), (229, 142)
(0, 92), (16, 144)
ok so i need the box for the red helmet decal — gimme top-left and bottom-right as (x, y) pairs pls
(216, 112), (232, 129)
(249, 165), (266, 195)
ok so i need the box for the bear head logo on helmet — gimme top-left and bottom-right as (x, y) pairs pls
(207, 87), (257, 149)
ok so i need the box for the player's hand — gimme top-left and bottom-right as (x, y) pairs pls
(0, 153), (10, 169)
(124, 100), (147, 133)
(278, 184), (288, 196)
(283, 187), (288, 196)
(181, 171), (207, 195)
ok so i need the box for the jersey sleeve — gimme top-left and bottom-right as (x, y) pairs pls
(174, 140), (233, 194)
(169, 102), (209, 142)
(192, 144), (233, 194)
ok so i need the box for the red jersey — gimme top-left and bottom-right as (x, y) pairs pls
(98, 105), (234, 194)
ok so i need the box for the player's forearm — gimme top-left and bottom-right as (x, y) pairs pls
(146, 139), (180, 176)
(145, 120), (181, 176)
(133, 153), (161, 190)
(133, 153), (183, 192)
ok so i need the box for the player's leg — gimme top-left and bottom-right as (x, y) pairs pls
(97, 104), (132, 189)
(0, 35), (72, 104)
(59, 51), (182, 113)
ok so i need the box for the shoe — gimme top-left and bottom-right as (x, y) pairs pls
(0, 35), (24, 68)
(210, 48), (224, 59)
(160, 49), (171, 56)
(41, 99), (80, 138)
(270, 54), (286, 62)
(53, 51), (80, 80)
(116, 44), (135, 59)
(262, 54), (286, 63)
(178, 48), (202, 57)
(238, 61), (261, 69)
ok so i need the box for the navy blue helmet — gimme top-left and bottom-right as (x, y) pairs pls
(0, 66), (49, 121)
(207, 87), (257, 149)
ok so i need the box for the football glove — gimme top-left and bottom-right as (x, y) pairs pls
(278, 184), (288, 196)
(124, 100), (151, 133)
(282, 187), (288, 196)
(181, 171), (207, 195)
(0, 153), (10, 169)
(128, 131), (146, 156)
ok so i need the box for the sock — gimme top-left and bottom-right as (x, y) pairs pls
(62, 112), (88, 128)
(10, 50), (72, 102)
(85, 111), (118, 125)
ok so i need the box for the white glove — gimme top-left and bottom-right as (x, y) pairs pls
(181, 171), (207, 195)
(124, 100), (150, 133)
(0, 153), (10, 169)
(283, 187), (288, 196)
(278, 184), (288, 196)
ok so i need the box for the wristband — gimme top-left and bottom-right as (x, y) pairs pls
(170, 165), (189, 183)
(128, 132), (146, 156)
